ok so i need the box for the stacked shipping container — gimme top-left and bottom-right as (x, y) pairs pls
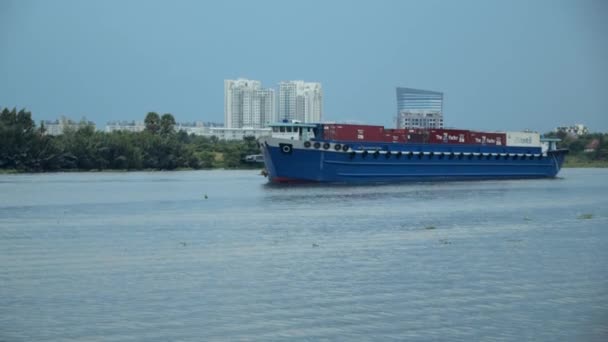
(468, 131), (506, 146)
(323, 124), (385, 142)
(428, 129), (471, 144)
(320, 124), (540, 147)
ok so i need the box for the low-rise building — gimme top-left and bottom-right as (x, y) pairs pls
(209, 127), (271, 140)
(42, 116), (95, 135)
(555, 124), (588, 136)
(106, 118), (270, 140)
(105, 121), (145, 133)
(106, 120), (224, 134)
(175, 121), (223, 135)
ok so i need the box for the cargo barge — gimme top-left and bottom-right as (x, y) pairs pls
(259, 122), (568, 183)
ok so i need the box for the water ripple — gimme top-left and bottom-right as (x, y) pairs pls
(1, 169), (607, 341)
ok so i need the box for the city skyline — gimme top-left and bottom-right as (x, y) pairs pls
(0, 0), (606, 132)
(224, 79), (323, 128)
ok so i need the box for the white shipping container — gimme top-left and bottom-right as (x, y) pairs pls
(506, 131), (541, 147)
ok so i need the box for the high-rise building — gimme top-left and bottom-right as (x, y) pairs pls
(224, 79), (275, 128)
(395, 87), (444, 129)
(278, 81), (322, 123)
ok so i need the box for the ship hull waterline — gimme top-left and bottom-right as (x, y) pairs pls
(260, 138), (568, 184)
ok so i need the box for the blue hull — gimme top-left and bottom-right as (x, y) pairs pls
(261, 140), (567, 183)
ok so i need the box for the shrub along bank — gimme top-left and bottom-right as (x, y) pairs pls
(0, 108), (261, 172)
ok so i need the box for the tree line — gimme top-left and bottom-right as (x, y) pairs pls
(0, 108), (261, 172)
(544, 130), (608, 166)
(2, 106), (607, 172)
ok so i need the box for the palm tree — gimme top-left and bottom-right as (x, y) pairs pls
(160, 113), (176, 135)
(144, 112), (160, 134)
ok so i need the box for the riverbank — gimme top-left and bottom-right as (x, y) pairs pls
(0, 165), (264, 174)
(563, 155), (608, 168)
(3, 164), (607, 175)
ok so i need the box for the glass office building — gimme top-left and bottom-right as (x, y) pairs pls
(395, 87), (444, 129)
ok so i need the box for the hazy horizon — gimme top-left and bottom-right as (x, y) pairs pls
(1, 0), (606, 132)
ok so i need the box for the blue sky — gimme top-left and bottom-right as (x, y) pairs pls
(0, 0), (606, 132)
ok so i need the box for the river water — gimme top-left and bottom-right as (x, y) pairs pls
(1, 169), (607, 341)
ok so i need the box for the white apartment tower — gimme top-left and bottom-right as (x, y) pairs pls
(224, 79), (275, 128)
(278, 81), (323, 123)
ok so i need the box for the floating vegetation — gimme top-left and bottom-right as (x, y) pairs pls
(577, 213), (593, 220)
(312, 243), (319, 248)
(439, 239), (451, 245)
(424, 226), (436, 230)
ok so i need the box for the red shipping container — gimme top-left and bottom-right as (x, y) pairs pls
(385, 128), (418, 135)
(468, 131), (506, 146)
(382, 133), (406, 143)
(406, 132), (429, 144)
(323, 124), (386, 142)
(428, 129), (470, 144)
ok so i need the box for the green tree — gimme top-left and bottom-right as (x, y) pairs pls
(0, 107), (37, 169)
(222, 146), (243, 168)
(198, 151), (215, 168)
(160, 113), (176, 136)
(144, 112), (160, 134)
(0, 107), (273, 172)
(243, 135), (260, 155)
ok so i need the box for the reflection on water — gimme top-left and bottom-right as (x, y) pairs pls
(1, 169), (607, 341)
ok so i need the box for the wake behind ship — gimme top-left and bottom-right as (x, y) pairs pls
(259, 122), (567, 183)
